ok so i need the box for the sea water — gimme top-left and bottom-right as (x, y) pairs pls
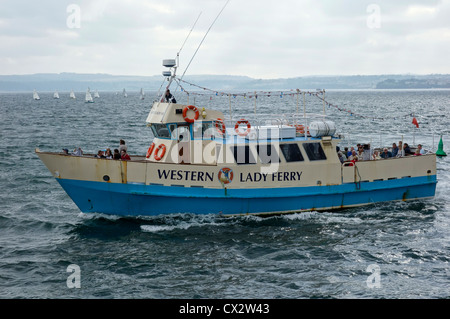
(0, 89), (449, 299)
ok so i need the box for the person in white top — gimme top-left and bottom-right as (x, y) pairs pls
(417, 144), (426, 155)
(119, 139), (127, 153)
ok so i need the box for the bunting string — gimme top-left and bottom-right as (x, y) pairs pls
(174, 77), (420, 124)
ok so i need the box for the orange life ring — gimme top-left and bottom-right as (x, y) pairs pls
(182, 105), (199, 123)
(146, 143), (155, 158)
(235, 119), (251, 136)
(294, 124), (310, 136)
(295, 125), (305, 134)
(154, 144), (166, 161)
(215, 118), (226, 135)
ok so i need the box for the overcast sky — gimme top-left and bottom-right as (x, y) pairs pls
(1, 0), (449, 78)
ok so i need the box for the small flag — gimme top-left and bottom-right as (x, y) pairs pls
(412, 117), (419, 128)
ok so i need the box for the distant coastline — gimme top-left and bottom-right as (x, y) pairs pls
(1, 73), (449, 92)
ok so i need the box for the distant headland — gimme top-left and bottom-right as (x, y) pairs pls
(1, 73), (449, 92)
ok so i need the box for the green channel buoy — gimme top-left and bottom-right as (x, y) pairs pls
(436, 135), (447, 157)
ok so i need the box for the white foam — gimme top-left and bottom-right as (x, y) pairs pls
(140, 223), (192, 233)
(140, 217), (230, 233)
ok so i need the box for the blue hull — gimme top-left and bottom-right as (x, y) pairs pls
(57, 175), (437, 216)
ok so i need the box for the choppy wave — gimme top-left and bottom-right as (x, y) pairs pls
(1, 91), (449, 299)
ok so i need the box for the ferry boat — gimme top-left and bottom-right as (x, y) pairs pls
(35, 60), (437, 217)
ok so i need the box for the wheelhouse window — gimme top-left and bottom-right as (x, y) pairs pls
(303, 143), (327, 161)
(256, 144), (280, 164)
(151, 124), (171, 139)
(280, 143), (304, 162)
(231, 145), (256, 165)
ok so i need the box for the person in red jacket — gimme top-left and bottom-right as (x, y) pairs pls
(121, 149), (131, 161)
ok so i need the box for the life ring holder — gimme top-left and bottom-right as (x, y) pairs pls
(215, 118), (226, 135)
(235, 119), (251, 136)
(146, 143), (155, 158)
(182, 105), (199, 123)
(154, 144), (166, 161)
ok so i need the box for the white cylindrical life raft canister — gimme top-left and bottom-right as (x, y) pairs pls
(308, 121), (336, 137)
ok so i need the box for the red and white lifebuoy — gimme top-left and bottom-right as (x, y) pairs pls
(234, 119), (251, 136)
(215, 118), (226, 135)
(154, 144), (166, 161)
(182, 105), (199, 123)
(146, 143), (155, 158)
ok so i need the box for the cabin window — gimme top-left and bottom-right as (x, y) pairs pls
(151, 124), (171, 139)
(256, 144), (280, 164)
(168, 124), (177, 139)
(231, 146), (256, 165)
(193, 121), (214, 140)
(280, 144), (304, 162)
(303, 143), (327, 161)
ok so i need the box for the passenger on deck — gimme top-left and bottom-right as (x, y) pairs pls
(414, 148), (422, 156)
(121, 149), (131, 161)
(348, 150), (359, 162)
(391, 143), (399, 157)
(71, 147), (83, 156)
(397, 141), (404, 157)
(95, 150), (106, 159)
(372, 150), (381, 160)
(164, 89), (177, 103)
(380, 148), (392, 159)
(338, 152), (345, 163)
(119, 139), (127, 153)
(62, 148), (69, 155)
(404, 143), (413, 155)
(105, 148), (113, 159)
(362, 144), (371, 161)
(113, 149), (121, 160)
(347, 147), (354, 158)
(357, 146), (364, 159)
(417, 144), (426, 155)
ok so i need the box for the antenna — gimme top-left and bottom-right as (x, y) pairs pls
(178, 11), (202, 57)
(158, 12), (202, 99)
(160, 0), (231, 101)
(178, 0), (231, 83)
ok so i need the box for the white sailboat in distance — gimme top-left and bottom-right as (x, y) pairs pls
(94, 90), (100, 98)
(123, 88), (127, 97)
(70, 89), (76, 99)
(53, 91), (60, 99)
(33, 89), (40, 100)
(140, 88), (145, 100)
(85, 88), (94, 103)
